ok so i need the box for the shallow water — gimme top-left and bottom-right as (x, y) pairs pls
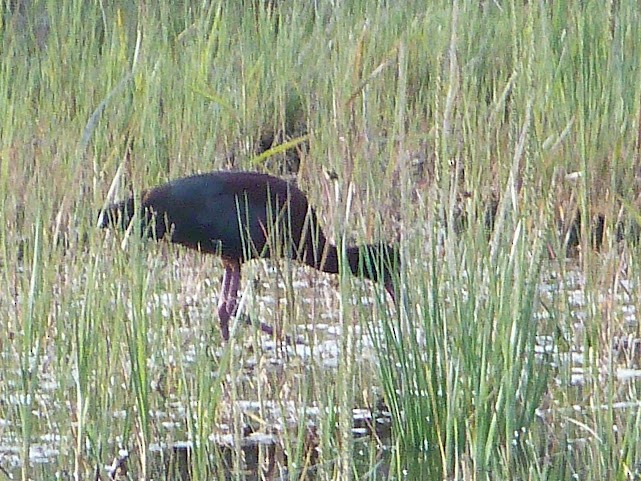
(1, 255), (639, 479)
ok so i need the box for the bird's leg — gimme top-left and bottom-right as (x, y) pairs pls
(217, 264), (238, 341)
(227, 268), (277, 337)
(224, 264), (240, 318)
(218, 260), (283, 341)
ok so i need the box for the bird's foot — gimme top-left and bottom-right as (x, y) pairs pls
(241, 315), (297, 345)
(219, 300), (295, 344)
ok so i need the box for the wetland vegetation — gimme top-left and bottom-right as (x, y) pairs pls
(2, 0), (641, 479)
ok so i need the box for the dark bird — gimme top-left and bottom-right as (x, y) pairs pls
(98, 171), (398, 340)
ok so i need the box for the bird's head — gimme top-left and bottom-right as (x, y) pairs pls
(97, 194), (167, 240)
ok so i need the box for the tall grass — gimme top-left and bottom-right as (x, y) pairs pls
(1, 0), (641, 479)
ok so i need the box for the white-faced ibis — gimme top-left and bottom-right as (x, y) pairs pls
(99, 171), (398, 340)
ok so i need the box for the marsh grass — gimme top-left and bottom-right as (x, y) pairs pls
(2, 0), (641, 479)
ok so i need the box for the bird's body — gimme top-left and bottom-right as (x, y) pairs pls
(99, 171), (398, 340)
